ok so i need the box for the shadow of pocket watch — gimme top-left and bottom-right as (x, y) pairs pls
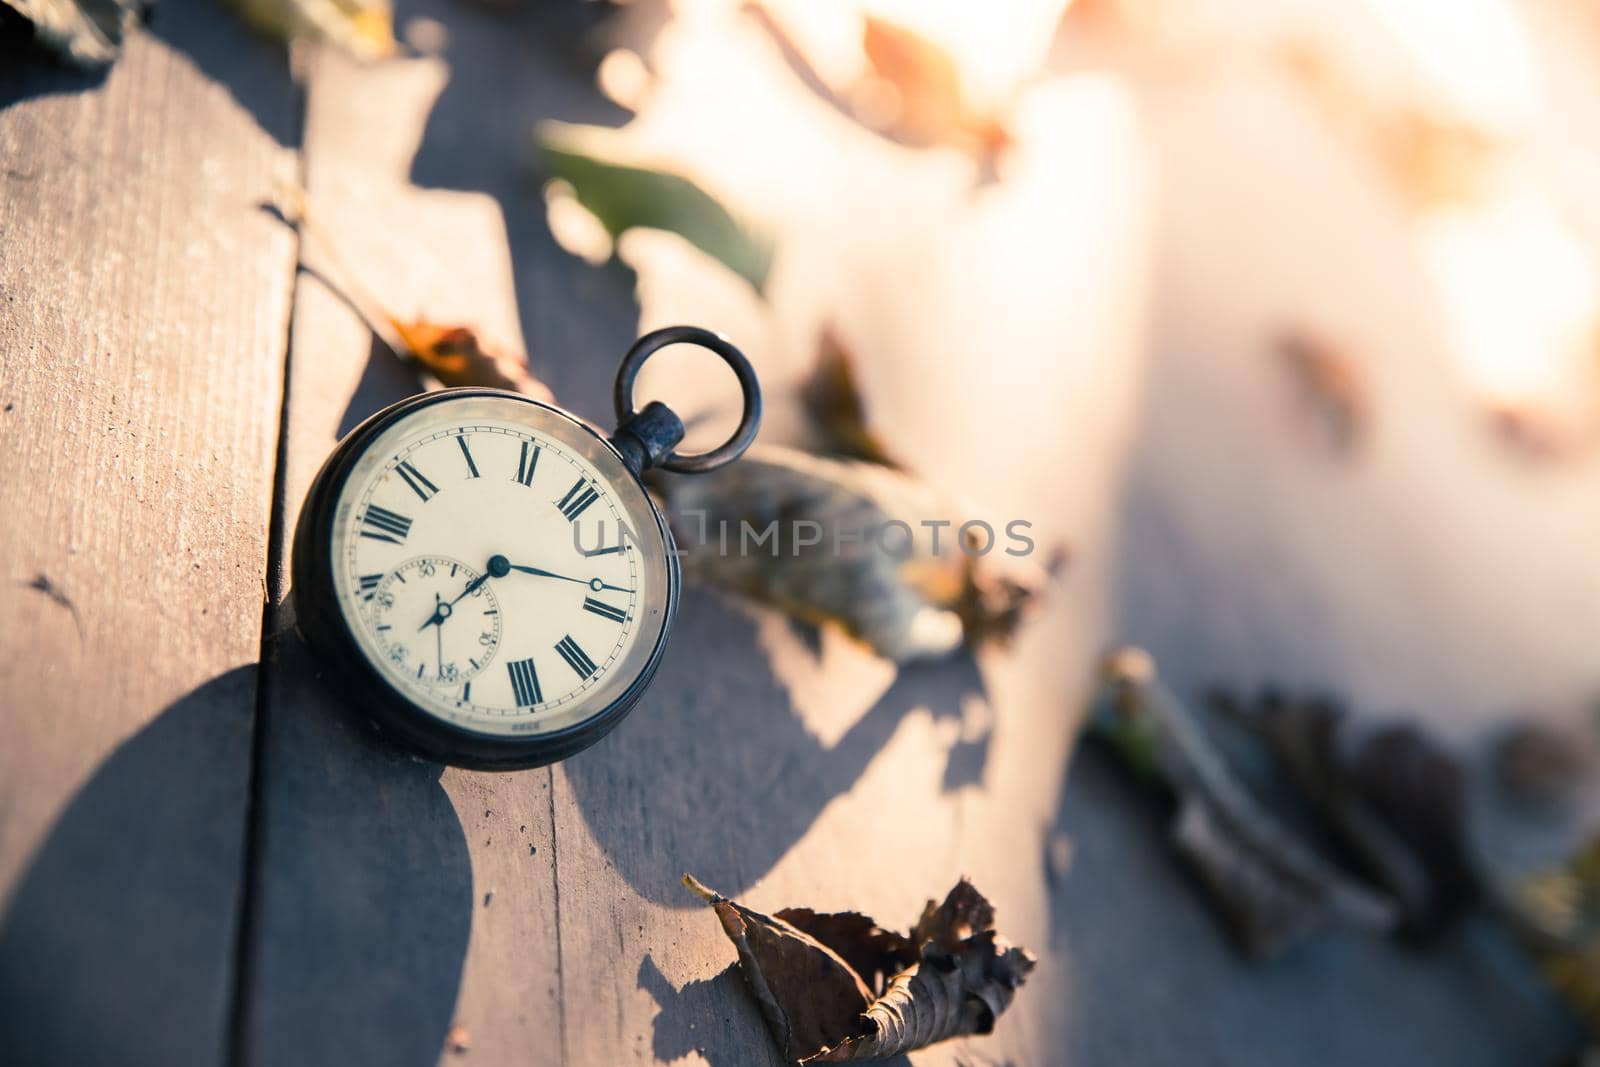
(291, 326), (761, 770)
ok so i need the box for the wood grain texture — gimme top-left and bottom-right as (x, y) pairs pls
(236, 41), (565, 1067)
(0, 7), (298, 1066)
(232, 9), (1569, 1067)
(0, 7), (1572, 1067)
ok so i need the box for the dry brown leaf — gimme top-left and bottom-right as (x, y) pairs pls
(1088, 650), (1400, 959)
(655, 445), (1059, 664)
(269, 184), (554, 400)
(800, 327), (902, 469)
(1496, 720), (1599, 812)
(1276, 329), (1369, 453)
(685, 874), (1034, 1062)
(1209, 688), (1474, 941)
(388, 318), (554, 401)
(1277, 36), (1501, 210)
(1487, 401), (1596, 462)
(861, 15), (1011, 162)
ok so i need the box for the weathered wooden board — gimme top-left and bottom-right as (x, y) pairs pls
(235, 34), (570, 1067)
(0, 4), (1583, 1067)
(0, 8), (298, 1066)
(237, 6), (1098, 1066)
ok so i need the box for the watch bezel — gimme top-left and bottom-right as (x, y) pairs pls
(290, 388), (681, 771)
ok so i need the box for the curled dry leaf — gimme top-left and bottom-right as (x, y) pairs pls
(1, 0), (146, 68)
(800, 326), (902, 469)
(537, 120), (774, 293)
(685, 874), (1034, 1062)
(224, 0), (394, 60)
(389, 318), (554, 401)
(1209, 688), (1474, 940)
(1276, 328), (1369, 454)
(1088, 649), (1400, 959)
(654, 445), (1058, 664)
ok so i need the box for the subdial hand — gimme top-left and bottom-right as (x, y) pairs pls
(419, 557), (510, 631)
(432, 594), (444, 675)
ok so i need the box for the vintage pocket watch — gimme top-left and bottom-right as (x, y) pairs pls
(291, 326), (761, 770)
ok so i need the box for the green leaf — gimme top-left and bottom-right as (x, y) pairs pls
(537, 121), (774, 294)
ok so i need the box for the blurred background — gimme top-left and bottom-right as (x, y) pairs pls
(7, 0), (1600, 1064)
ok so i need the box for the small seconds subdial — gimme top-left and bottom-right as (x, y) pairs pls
(368, 556), (502, 687)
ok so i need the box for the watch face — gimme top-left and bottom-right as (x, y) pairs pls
(305, 392), (674, 749)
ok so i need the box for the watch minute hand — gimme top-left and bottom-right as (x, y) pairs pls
(508, 563), (585, 586)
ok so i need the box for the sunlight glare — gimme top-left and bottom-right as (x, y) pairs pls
(1355, 0), (1537, 128)
(1420, 189), (1599, 401)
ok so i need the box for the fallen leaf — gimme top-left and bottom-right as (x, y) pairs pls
(800, 327), (902, 469)
(269, 184), (553, 399)
(1276, 328), (1369, 453)
(1, 0), (146, 68)
(860, 15), (962, 145)
(685, 874), (1034, 1062)
(741, 4), (1010, 179)
(1377, 109), (1501, 210)
(1209, 688), (1474, 940)
(537, 120), (774, 293)
(1278, 36), (1500, 210)
(1487, 401), (1595, 462)
(860, 15), (1011, 166)
(654, 445), (1058, 664)
(1087, 650), (1400, 959)
(389, 318), (553, 401)
(223, 0), (394, 59)
(1495, 720), (1599, 812)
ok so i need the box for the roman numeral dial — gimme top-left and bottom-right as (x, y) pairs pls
(340, 414), (650, 734)
(456, 435), (480, 478)
(360, 505), (412, 544)
(396, 460), (438, 502)
(555, 635), (598, 678)
(556, 478), (599, 521)
(515, 441), (540, 487)
(507, 657), (543, 707)
(582, 597), (627, 623)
